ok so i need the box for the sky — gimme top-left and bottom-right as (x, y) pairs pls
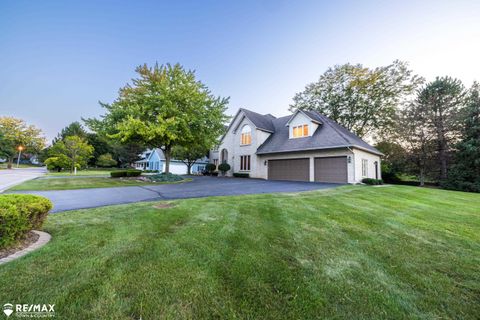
(1, 0), (479, 141)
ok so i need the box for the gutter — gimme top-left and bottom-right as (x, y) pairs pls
(256, 144), (384, 156)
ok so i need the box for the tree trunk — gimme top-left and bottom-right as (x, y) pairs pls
(438, 138), (448, 180)
(187, 163), (192, 175)
(7, 157), (13, 169)
(419, 168), (425, 187)
(164, 145), (172, 174)
(435, 109), (448, 180)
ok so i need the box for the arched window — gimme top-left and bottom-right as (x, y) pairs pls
(240, 125), (252, 145)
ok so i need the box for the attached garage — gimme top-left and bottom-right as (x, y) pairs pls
(314, 156), (347, 183)
(268, 158), (310, 181)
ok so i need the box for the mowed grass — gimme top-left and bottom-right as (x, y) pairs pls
(9, 176), (189, 191)
(0, 186), (479, 319)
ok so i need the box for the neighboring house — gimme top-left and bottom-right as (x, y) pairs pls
(216, 108), (382, 183)
(134, 148), (208, 174)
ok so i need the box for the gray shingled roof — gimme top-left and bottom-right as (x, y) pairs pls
(240, 108), (276, 132)
(251, 110), (382, 155)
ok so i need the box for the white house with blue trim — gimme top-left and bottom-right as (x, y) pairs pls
(134, 148), (208, 174)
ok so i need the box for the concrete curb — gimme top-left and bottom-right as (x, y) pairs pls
(0, 230), (51, 265)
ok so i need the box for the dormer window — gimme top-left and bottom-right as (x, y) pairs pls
(292, 124), (309, 138)
(240, 125), (252, 145)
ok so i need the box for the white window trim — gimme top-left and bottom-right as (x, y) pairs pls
(291, 124), (309, 139)
(362, 159), (368, 177)
(240, 125), (252, 146)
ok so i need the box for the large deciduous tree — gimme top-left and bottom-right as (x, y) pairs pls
(417, 77), (465, 180)
(0, 117), (45, 168)
(290, 60), (423, 138)
(85, 63), (229, 173)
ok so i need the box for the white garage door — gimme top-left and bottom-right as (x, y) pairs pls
(168, 162), (187, 175)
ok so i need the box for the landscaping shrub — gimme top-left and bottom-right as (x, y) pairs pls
(110, 170), (142, 178)
(0, 194), (53, 249)
(110, 170), (127, 178)
(205, 163), (217, 174)
(233, 173), (249, 178)
(146, 173), (184, 182)
(362, 178), (384, 185)
(218, 163), (230, 175)
(126, 169), (142, 177)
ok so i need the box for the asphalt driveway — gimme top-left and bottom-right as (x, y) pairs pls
(13, 176), (342, 213)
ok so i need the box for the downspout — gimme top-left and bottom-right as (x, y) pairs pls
(346, 146), (355, 184)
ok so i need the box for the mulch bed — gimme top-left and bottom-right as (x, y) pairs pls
(0, 231), (40, 259)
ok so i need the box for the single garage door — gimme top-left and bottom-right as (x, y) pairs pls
(268, 158), (310, 181)
(314, 156), (347, 183)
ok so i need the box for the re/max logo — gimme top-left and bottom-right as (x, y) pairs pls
(15, 304), (55, 312)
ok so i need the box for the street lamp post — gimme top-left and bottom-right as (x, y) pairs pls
(16, 146), (24, 168)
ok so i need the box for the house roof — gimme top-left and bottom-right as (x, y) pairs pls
(254, 110), (382, 156)
(239, 108), (276, 132)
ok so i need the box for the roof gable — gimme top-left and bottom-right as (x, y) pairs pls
(285, 109), (323, 127)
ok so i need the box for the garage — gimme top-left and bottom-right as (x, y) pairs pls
(314, 156), (348, 183)
(268, 158), (310, 181)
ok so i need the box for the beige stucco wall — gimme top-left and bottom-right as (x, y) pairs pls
(352, 148), (382, 181)
(218, 111), (271, 176)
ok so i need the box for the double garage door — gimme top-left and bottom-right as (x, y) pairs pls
(268, 157), (347, 183)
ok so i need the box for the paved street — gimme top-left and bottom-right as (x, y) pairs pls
(0, 167), (47, 193)
(11, 176), (342, 213)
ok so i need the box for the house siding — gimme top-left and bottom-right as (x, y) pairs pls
(352, 148), (382, 181)
(218, 111), (271, 177)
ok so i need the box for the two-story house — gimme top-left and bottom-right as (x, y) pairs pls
(214, 108), (382, 183)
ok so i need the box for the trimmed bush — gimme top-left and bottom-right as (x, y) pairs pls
(110, 170), (142, 178)
(233, 173), (249, 178)
(362, 178), (384, 185)
(218, 163), (231, 175)
(126, 169), (142, 177)
(146, 173), (184, 182)
(110, 170), (127, 178)
(0, 194), (53, 249)
(205, 163), (217, 173)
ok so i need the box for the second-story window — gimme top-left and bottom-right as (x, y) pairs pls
(293, 124), (309, 138)
(241, 125), (252, 145)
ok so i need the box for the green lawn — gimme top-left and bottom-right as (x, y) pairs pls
(9, 176), (189, 191)
(0, 186), (479, 319)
